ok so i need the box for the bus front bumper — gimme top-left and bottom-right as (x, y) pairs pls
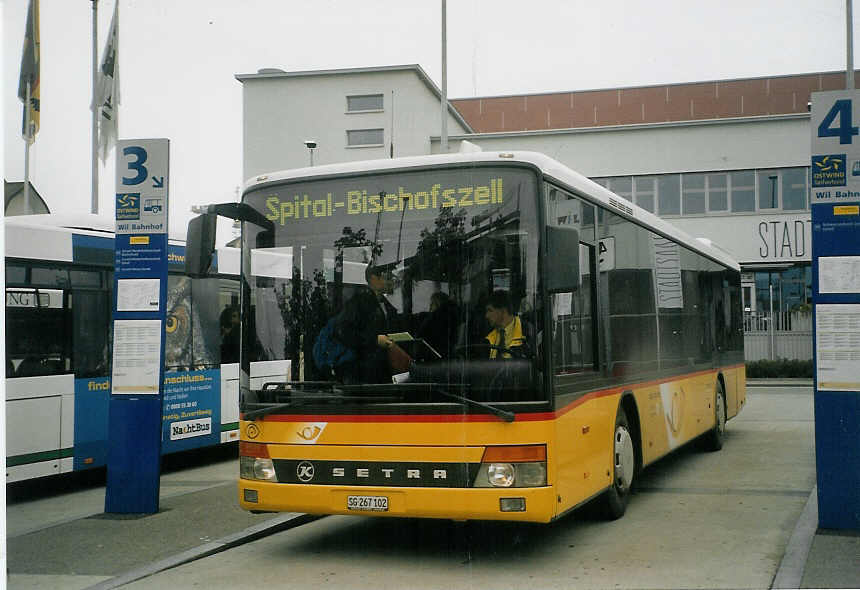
(238, 479), (557, 523)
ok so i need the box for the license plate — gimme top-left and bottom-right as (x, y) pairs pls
(347, 495), (389, 512)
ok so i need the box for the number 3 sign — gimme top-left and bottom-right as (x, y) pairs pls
(115, 138), (170, 234)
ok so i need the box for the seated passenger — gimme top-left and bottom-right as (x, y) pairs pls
(417, 292), (459, 357)
(484, 290), (531, 359)
(15, 356), (45, 377)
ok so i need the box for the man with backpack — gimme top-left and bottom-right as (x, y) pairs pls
(328, 264), (400, 384)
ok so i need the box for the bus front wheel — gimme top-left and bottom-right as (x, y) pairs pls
(600, 408), (636, 520)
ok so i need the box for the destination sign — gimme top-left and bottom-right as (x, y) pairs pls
(262, 177), (506, 225)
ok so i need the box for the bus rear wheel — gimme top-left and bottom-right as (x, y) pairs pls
(600, 408), (636, 520)
(702, 380), (727, 452)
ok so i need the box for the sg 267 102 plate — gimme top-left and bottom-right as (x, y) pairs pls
(347, 495), (389, 511)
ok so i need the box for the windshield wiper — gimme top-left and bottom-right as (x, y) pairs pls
(358, 383), (515, 423)
(241, 382), (514, 423)
(241, 382), (405, 420)
(242, 394), (403, 420)
(430, 388), (515, 423)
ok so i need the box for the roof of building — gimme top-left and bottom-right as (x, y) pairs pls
(5, 180), (49, 215)
(235, 64), (474, 133)
(450, 70), (856, 133)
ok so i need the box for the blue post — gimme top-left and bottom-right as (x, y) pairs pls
(810, 202), (860, 530)
(106, 139), (170, 514)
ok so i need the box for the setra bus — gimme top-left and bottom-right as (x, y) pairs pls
(3, 214), (265, 483)
(187, 150), (745, 523)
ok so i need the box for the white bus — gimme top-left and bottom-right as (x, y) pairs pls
(5, 214), (254, 482)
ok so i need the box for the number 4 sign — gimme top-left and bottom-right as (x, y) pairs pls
(811, 91), (860, 202)
(817, 98), (860, 145)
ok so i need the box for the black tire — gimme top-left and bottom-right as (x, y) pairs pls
(599, 408), (636, 520)
(702, 380), (727, 452)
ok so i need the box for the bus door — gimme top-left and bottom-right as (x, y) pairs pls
(545, 188), (604, 506)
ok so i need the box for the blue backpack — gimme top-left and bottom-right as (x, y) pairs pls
(313, 315), (356, 371)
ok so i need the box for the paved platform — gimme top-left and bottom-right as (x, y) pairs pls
(5, 384), (858, 589)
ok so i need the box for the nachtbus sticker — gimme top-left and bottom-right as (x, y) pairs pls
(161, 368), (220, 451)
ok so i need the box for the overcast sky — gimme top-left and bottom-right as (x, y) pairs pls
(2, 0), (854, 232)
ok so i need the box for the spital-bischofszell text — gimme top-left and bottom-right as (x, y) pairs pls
(264, 179), (503, 225)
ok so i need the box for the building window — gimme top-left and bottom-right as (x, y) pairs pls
(707, 173), (728, 212)
(782, 167), (808, 210)
(657, 175), (680, 215)
(682, 173), (706, 215)
(758, 169), (780, 210)
(592, 167), (810, 217)
(347, 94), (384, 112)
(346, 128), (384, 147)
(753, 265), (812, 315)
(608, 177), (632, 200)
(730, 171), (755, 212)
(634, 177), (655, 213)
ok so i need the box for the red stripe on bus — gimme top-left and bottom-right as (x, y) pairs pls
(255, 412), (557, 423)
(247, 365), (743, 424)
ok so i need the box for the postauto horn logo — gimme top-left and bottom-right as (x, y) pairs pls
(116, 193), (141, 220)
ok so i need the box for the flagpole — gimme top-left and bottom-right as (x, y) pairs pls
(440, 0), (448, 153)
(24, 81), (31, 213)
(91, 0), (99, 214)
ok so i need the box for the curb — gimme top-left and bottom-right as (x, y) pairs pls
(83, 512), (321, 590)
(771, 487), (818, 589)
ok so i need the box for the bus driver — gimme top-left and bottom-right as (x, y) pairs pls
(484, 290), (529, 359)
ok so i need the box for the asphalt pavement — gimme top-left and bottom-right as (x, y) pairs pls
(5, 381), (858, 590)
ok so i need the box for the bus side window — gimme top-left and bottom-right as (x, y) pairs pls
(6, 289), (72, 377)
(72, 289), (112, 377)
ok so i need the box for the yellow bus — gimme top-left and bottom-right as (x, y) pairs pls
(187, 150), (745, 523)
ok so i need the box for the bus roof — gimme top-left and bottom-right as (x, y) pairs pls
(244, 150), (741, 272)
(4, 213), (188, 243)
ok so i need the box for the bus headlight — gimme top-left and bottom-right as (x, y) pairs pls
(239, 457), (277, 482)
(239, 440), (277, 482)
(488, 463), (515, 487)
(514, 462), (547, 487)
(472, 445), (548, 488)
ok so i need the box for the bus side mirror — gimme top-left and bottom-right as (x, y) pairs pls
(256, 229), (274, 249)
(185, 213), (217, 277)
(545, 226), (580, 293)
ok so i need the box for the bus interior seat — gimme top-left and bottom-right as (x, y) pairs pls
(15, 357), (46, 377)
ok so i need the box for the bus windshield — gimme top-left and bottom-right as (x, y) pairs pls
(241, 164), (544, 410)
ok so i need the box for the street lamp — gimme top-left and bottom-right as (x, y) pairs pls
(304, 140), (317, 166)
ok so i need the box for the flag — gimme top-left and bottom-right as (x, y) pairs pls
(96, 1), (120, 162)
(18, 0), (40, 143)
